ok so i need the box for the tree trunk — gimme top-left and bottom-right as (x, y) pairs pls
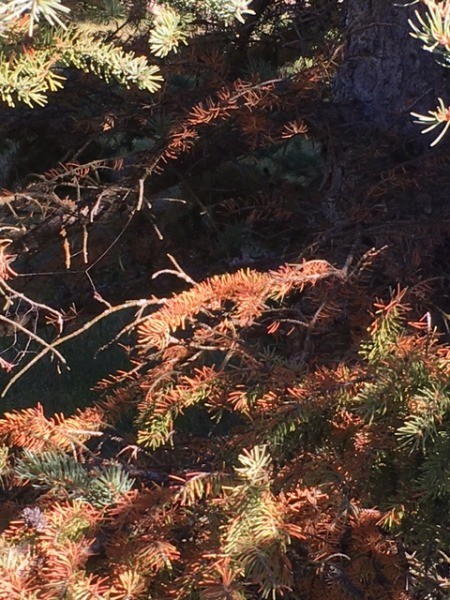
(333, 0), (449, 133)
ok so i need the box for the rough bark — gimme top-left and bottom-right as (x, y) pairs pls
(333, 0), (449, 133)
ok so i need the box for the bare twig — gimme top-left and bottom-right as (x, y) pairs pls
(152, 253), (197, 285)
(1, 298), (163, 398)
(0, 279), (62, 320)
(0, 314), (67, 366)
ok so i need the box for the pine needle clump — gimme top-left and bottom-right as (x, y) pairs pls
(0, 0), (260, 107)
(0, 258), (448, 598)
(0, 0), (162, 107)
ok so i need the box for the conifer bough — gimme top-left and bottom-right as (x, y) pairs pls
(0, 0), (255, 107)
(409, 0), (450, 144)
